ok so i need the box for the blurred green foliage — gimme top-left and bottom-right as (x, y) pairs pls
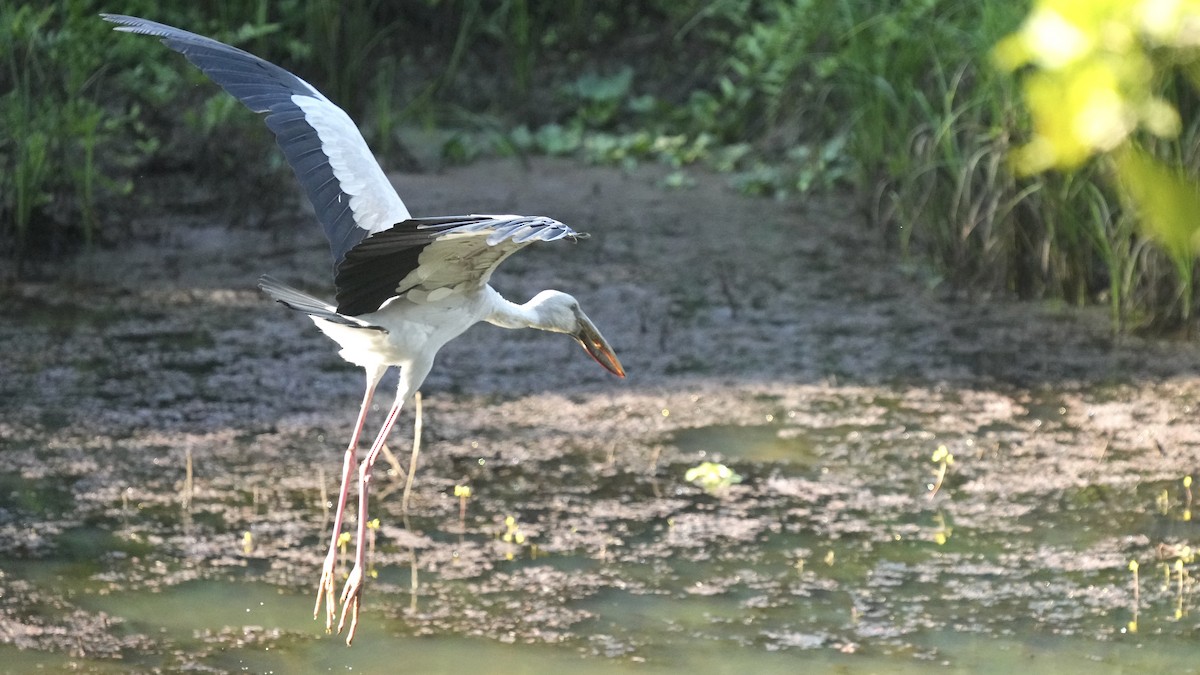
(1000, 0), (1200, 327)
(5, 0), (1200, 331)
(2, 2), (134, 268)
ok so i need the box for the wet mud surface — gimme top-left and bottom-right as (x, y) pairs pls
(4, 158), (1200, 672)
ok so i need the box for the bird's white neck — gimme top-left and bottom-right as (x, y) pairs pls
(484, 286), (573, 333)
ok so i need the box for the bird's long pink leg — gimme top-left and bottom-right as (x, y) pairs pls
(316, 366), (384, 632)
(337, 393), (406, 644)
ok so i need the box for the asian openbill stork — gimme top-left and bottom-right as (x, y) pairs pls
(103, 15), (625, 644)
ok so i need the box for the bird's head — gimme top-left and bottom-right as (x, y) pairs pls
(530, 291), (625, 378)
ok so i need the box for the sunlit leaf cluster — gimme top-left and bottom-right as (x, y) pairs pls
(996, 0), (1200, 173)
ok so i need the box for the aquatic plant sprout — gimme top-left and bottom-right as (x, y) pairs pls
(501, 515), (527, 561)
(685, 461), (743, 495)
(1183, 475), (1193, 521)
(928, 445), (955, 499)
(1128, 560), (1140, 633)
(455, 484), (472, 530)
(502, 515), (526, 545)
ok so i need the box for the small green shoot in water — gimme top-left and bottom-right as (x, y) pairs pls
(1174, 560), (1188, 620)
(928, 445), (955, 499)
(932, 512), (952, 545)
(1157, 545), (1194, 616)
(1184, 476), (1193, 521)
(685, 461), (742, 495)
(505, 517), (526, 544)
(367, 519), (380, 579)
(337, 531), (352, 576)
(455, 484), (472, 530)
(1128, 560), (1139, 633)
(502, 515), (527, 560)
(1157, 489), (1171, 515)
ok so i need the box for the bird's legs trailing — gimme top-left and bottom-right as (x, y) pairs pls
(337, 361), (430, 645)
(337, 394), (403, 644)
(316, 365), (385, 632)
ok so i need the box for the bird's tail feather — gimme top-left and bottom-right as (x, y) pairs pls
(258, 275), (384, 331)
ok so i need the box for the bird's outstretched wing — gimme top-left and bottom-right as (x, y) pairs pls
(102, 14), (411, 267)
(334, 215), (584, 316)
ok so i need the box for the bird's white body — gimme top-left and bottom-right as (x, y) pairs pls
(316, 289), (491, 372)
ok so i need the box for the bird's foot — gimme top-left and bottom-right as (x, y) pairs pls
(337, 563), (365, 645)
(313, 549), (339, 633)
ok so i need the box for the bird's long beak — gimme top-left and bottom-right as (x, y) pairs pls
(573, 312), (625, 378)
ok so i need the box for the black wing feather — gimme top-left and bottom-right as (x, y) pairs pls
(334, 216), (581, 316)
(334, 217), (477, 316)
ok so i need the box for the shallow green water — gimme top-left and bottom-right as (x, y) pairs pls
(2, 407), (1199, 673)
(0, 572), (1192, 674)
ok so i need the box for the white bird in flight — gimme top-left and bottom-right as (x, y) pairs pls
(103, 14), (625, 644)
